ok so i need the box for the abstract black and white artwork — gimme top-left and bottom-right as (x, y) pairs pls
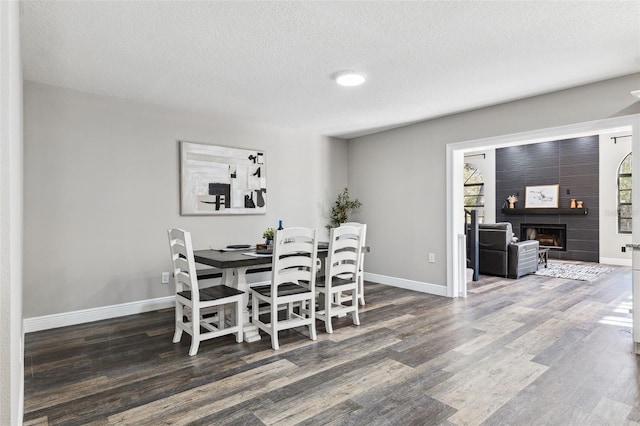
(180, 141), (266, 215)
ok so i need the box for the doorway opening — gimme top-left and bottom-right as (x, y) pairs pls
(446, 114), (640, 352)
(446, 115), (639, 298)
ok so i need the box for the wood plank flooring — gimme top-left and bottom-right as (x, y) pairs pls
(24, 265), (640, 425)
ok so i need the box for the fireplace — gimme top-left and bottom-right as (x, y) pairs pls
(520, 223), (567, 250)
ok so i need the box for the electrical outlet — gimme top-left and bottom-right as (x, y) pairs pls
(622, 246), (627, 253)
(428, 253), (435, 263)
(161, 272), (170, 284)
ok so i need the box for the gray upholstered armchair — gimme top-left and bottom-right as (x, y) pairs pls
(478, 223), (539, 278)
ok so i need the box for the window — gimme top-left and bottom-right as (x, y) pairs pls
(464, 163), (484, 223)
(618, 152), (632, 234)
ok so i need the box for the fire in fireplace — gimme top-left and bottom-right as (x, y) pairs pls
(520, 223), (567, 250)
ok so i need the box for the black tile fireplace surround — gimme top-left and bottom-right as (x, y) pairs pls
(495, 136), (599, 262)
(520, 223), (567, 251)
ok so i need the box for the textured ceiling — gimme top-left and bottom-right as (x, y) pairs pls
(20, 1), (640, 139)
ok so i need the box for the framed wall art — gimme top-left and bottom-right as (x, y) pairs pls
(524, 184), (559, 208)
(180, 141), (266, 215)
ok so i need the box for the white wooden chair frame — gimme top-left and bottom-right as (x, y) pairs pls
(342, 222), (367, 305)
(250, 227), (318, 350)
(168, 228), (243, 356)
(316, 225), (363, 334)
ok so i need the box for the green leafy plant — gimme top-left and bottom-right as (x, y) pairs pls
(262, 227), (275, 241)
(327, 187), (362, 230)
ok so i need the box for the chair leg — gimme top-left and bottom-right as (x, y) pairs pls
(189, 308), (200, 356)
(173, 329), (183, 343)
(188, 339), (200, 356)
(271, 301), (279, 350)
(173, 302), (183, 343)
(234, 300), (243, 343)
(251, 292), (258, 325)
(325, 292), (333, 334)
(217, 306), (224, 330)
(352, 289), (360, 326)
(287, 302), (294, 319)
(309, 299), (317, 341)
(358, 275), (365, 306)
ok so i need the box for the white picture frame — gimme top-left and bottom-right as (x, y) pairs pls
(524, 184), (559, 208)
(180, 141), (266, 215)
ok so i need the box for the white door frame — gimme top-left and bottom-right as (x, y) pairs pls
(446, 114), (640, 351)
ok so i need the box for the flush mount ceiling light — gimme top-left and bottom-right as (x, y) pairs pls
(331, 70), (366, 87)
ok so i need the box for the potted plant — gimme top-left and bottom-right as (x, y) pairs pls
(262, 227), (275, 245)
(327, 187), (362, 230)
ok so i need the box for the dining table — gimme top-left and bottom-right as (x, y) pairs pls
(194, 246), (328, 342)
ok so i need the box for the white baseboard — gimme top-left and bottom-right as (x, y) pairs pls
(23, 281), (273, 333)
(23, 276), (446, 333)
(23, 296), (175, 333)
(600, 257), (632, 267)
(364, 272), (448, 297)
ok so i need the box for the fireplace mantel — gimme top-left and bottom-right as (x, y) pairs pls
(501, 208), (588, 215)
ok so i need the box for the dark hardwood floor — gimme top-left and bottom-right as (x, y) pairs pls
(24, 265), (640, 425)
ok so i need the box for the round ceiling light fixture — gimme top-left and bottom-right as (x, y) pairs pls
(331, 70), (366, 87)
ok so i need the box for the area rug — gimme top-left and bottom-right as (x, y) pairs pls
(534, 262), (614, 282)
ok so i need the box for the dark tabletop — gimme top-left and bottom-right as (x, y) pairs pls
(194, 248), (328, 269)
(194, 249), (272, 269)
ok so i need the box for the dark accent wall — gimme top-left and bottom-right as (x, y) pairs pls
(496, 136), (599, 262)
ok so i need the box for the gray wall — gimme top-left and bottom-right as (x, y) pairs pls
(23, 74), (640, 313)
(23, 82), (348, 318)
(348, 73), (640, 290)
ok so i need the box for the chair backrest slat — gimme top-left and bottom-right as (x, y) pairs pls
(173, 256), (190, 272)
(281, 241), (314, 254)
(277, 255), (314, 270)
(168, 228), (200, 301)
(274, 269), (313, 285)
(330, 250), (358, 264)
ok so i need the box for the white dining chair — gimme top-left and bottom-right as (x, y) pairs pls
(342, 222), (367, 305)
(249, 227), (318, 350)
(168, 228), (244, 356)
(316, 224), (363, 333)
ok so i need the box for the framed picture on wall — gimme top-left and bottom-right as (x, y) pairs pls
(525, 184), (559, 208)
(180, 141), (266, 215)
